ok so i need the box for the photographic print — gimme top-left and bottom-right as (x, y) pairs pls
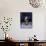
(20, 12), (32, 28)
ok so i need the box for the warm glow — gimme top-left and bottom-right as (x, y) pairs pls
(6, 34), (8, 37)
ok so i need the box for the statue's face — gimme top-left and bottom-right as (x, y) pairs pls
(29, 0), (42, 8)
(25, 16), (28, 22)
(24, 16), (29, 25)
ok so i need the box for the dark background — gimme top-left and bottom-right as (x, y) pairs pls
(20, 12), (32, 24)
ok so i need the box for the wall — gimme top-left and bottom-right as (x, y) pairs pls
(0, 0), (46, 40)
